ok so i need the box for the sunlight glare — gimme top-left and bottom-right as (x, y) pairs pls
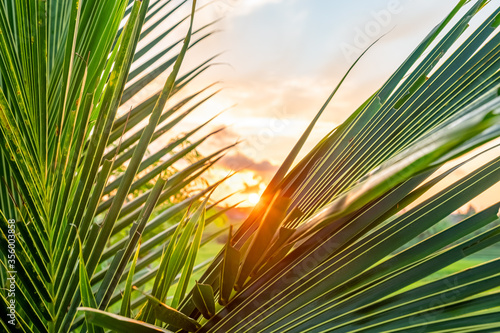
(248, 193), (260, 205)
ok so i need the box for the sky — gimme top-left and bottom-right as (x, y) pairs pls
(122, 0), (500, 210)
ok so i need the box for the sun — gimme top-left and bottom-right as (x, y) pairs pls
(248, 193), (261, 205)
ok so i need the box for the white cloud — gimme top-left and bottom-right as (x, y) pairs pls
(207, 0), (284, 17)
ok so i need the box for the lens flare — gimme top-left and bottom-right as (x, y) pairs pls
(248, 193), (260, 205)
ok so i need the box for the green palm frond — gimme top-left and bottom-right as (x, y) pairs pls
(0, 0), (230, 332)
(177, 1), (500, 332)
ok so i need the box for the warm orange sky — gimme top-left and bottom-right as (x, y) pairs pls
(121, 0), (500, 211)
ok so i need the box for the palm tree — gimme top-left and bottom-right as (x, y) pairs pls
(2, 0), (500, 332)
(0, 0), (230, 332)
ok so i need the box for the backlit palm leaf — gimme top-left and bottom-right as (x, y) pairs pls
(0, 0), (230, 332)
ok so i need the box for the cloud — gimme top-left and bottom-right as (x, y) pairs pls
(207, 127), (241, 147)
(219, 153), (279, 180)
(228, 0), (284, 16)
(199, 0), (285, 19)
(241, 182), (261, 194)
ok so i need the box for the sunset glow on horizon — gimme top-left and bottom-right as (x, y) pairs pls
(121, 0), (500, 212)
